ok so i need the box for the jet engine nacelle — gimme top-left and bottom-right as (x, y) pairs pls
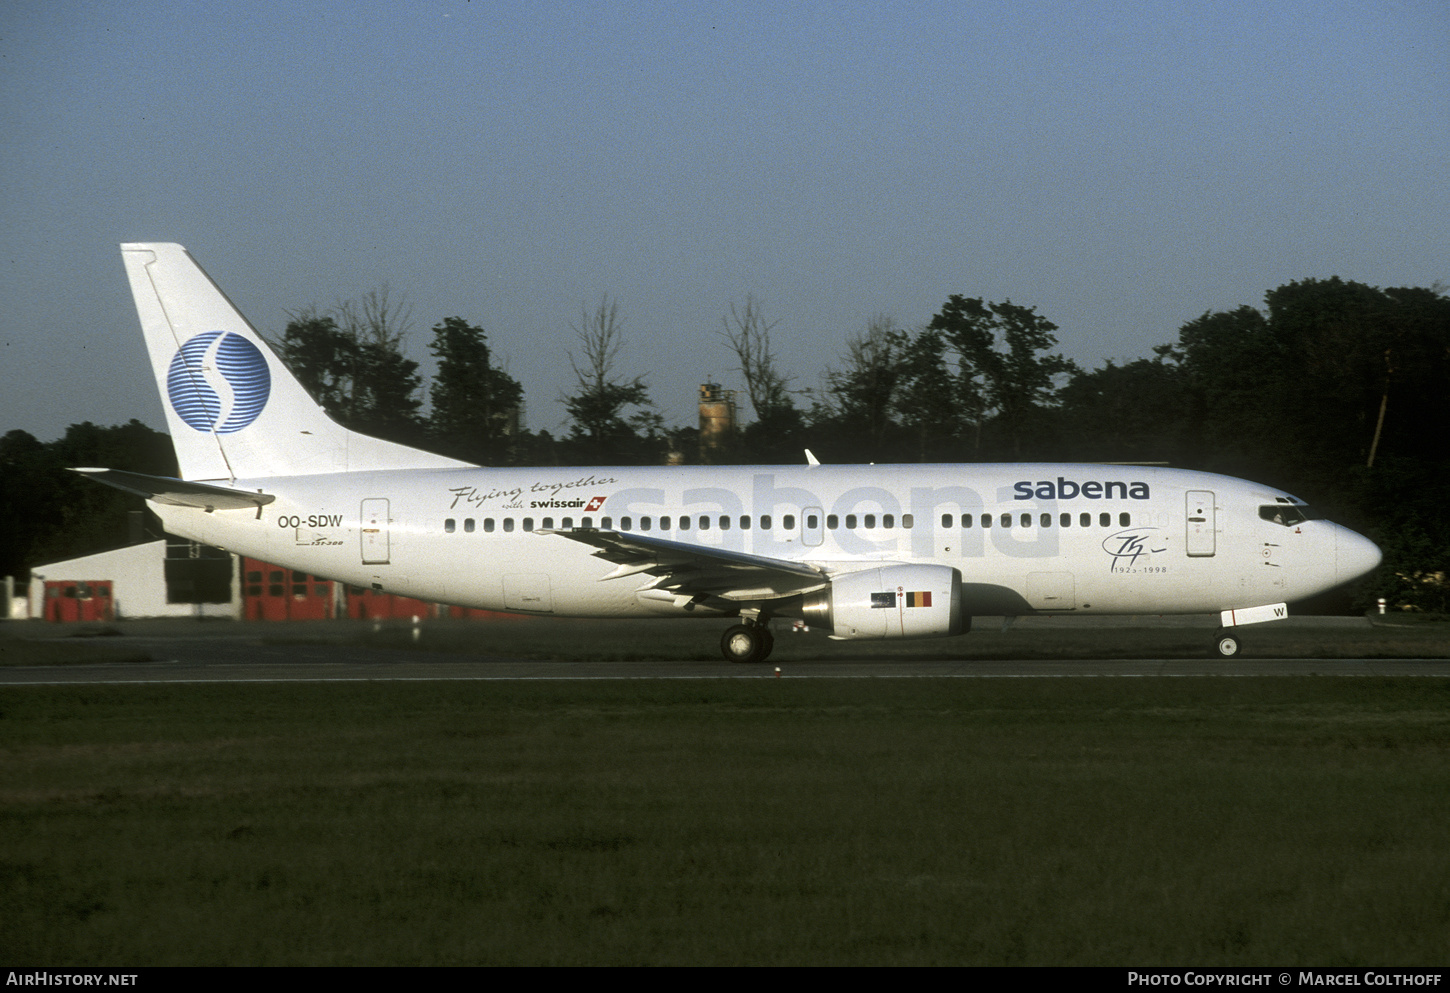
(799, 564), (966, 640)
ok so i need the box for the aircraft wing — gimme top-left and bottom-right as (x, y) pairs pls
(72, 468), (276, 511)
(543, 528), (828, 602)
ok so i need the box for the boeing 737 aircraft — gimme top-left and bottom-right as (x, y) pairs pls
(78, 243), (1383, 662)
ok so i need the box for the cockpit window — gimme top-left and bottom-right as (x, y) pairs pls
(1259, 505), (1315, 527)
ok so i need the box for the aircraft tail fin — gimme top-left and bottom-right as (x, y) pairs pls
(120, 243), (470, 481)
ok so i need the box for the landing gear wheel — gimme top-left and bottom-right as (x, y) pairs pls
(721, 624), (773, 664)
(1214, 630), (1240, 658)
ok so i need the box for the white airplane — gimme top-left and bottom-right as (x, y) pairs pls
(77, 243), (1383, 662)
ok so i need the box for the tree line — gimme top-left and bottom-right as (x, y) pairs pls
(3, 276), (1446, 610)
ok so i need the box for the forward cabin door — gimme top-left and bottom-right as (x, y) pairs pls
(1186, 490), (1216, 557)
(361, 498), (391, 565)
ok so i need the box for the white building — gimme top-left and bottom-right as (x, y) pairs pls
(28, 539), (242, 621)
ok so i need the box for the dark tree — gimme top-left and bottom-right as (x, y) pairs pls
(562, 296), (655, 463)
(926, 295), (1076, 457)
(718, 296), (807, 464)
(1, 421), (177, 580)
(427, 317), (524, 465)
(270, 287), (426, 447)
(893, 326), (964, 462)
(1054, 352), (1189, 464)
(810, 317), (911, 462)
(272, 308), (357, 418)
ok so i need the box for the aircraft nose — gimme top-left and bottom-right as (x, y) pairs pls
(1336, 527), (1383, 586)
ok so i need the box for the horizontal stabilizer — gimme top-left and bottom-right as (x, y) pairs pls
(72, 468), (275, 511)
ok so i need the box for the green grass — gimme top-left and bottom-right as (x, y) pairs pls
(4, 678), (1450, 965)
(0, 629), (153, 667)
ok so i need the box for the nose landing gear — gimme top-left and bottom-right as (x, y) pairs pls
(1214, 629), (1241, 658)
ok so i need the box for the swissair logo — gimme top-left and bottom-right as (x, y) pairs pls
(584, 496), (606, 512)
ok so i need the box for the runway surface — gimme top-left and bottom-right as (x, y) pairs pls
(4, 628), (1449, 683)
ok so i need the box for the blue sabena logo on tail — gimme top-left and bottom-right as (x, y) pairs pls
(166, 331), (271, 433)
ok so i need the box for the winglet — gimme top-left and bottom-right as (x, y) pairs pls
(805, 449), (821, 466)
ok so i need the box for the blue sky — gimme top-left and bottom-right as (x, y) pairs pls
(2, 0), (1446, 442)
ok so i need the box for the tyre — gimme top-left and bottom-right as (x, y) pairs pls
(721, 624), (766, 663)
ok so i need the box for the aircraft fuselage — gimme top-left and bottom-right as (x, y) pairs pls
(155, 461), (1375, 621)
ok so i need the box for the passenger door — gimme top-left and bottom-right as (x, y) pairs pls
(1186, 490), (1216, 557)
(361, 498), (390, 565)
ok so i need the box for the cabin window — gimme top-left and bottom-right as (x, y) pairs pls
(444, 518), (456, 533)
(981, 514), (992, 529)
(562, 517), (573, 529)
(523, 518), (535, 532)
(845, 514), (857, 529)
(676, 516), (688, 531)
(1021, 513), (1032, 528)
(1060, 513), (1071, 528)
(640, 517), (651, 531)
(1041, 513), (1052, 528)
(542, 517), (554, 529)
(827, 514), (839, 529)
(1099, 513), (1110, 527)
(464, 518), (475, 533)
(903, 514), (913, 528)
(503, 518), (515, 532)
(784, 514), (795, 529)
(582, 517), (593, 528)
(942, 513), (952, 528)
(1080, 513), (1091, 527)
(601, 517), (612, 529)
(761, 514), (772, 530)
(484, 518), (495, 532)
(660, 516), (670, 530)
(740, 516), (750, 530)
(719, 516), (730, 530)
(883, 514), (894, 529)
(700, 515), (711, 530)
(1000, 513), (1012, 528)
(864, 514), (876, 529)
(1119, 512), (1131, 527)
(806, 514), (818, 530)
(620, 517), (632, 531)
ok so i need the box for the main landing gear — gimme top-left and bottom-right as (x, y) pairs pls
(721, 621), (775, 664)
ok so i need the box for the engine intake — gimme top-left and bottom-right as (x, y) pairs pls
(797, 564), (966, 640)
